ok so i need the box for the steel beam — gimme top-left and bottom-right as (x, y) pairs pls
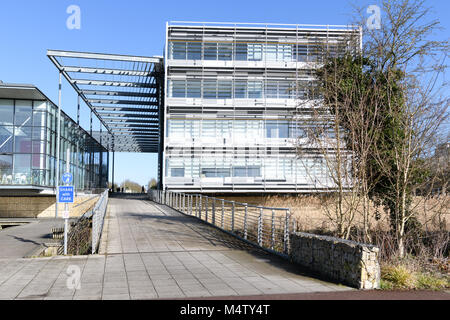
(71, 79), (157, 88)
(47, 49), (162, 63)
(88, 99), (158, 105)
(82, 90), (157, 98)
(62, 66), (153, 77)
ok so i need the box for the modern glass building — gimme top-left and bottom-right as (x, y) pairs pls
(0, 82), (108, 193)
(163, 22), (360, 193)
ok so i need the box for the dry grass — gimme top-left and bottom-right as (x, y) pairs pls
(220, 194), (450, 234)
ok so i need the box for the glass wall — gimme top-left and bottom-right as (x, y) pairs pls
(168, 79), (319, 100)
(0, 98), (108, 190)
(169, 41), (345, 63)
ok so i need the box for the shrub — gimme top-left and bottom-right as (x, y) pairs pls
(381, 265), (415, 289)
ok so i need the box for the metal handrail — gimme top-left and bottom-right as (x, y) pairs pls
(149, 190), (293, 256)
(90, 190), (109, 254)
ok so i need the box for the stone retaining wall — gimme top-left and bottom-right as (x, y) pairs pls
(289, 232), (380, 289)
(0, 195), (99, 218)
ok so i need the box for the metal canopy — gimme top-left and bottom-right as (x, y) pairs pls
(47, 49), (163, 153)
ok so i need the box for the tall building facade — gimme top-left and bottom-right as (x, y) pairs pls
(163, 22), (360, 193)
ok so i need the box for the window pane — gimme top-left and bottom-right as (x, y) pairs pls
(204, 43), (217, 60)
(15, 100), (33, 126)
(34, 100), (47, 111)
(14, 126), (32, 152)
(187, 42), (201, 60)
(218, 81), (232, 99)
(0, 126), (14, 153)
(203, 80), (217, 99)
(171, 168), (184, 177)
(265, 44), (277, 61)
(0, 99), (14, 125)
(248, 81), (262, 98)
(13, 154), (31, 184)
(234, 81), (247, 98)
(171, 80), (186, 98)
(248, 44), (262, 61)
(171, 42), (186, 59)
(235, 43), (247, 61)
(187, 79), (201, 98)
(218, 43), (232, 61)
(0, 155), (13, 183)
(233, 167), (247, 177)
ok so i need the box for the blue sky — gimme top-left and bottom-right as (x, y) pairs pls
(0, 0), (448, 186)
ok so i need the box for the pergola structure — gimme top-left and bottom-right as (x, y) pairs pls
(47, 50), (164, 153)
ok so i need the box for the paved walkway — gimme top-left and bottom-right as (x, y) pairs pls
(0, 195), (352, 300)
(0, 218), (62, 259)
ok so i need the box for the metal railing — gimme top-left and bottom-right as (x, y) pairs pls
(149, 190), (293, 256)
(90, 189), (109, 254)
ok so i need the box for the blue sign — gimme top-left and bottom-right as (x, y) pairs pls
(62, 172), (73, 185)
(58, 186), (74, 203)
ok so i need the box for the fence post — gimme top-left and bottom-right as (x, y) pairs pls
(231, 201), (235, 232)
(221, 199), (225, 229)
(284, 209), (290, 255)
(271, 209), (275, 250)
(244, 204), (248, 240)
(199, 194), (202, 219)
(205, 196), (208, 223)
(183, 193), (186, 213)
(258, 207), (263, 246)
(212, 198), (216, 226)
(196, 194), (199, 218)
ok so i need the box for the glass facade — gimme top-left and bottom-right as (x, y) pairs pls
(168, 41), (346, 63)
(0, 97), (108, 190)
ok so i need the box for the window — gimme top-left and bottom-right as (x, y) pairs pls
(203, 80), (217, 99)
(248, 81), (262, 98)
(0, 126), (14, 153)
(0, 99), (14, 126)
(248, 44), (262, 61)
(218, 43), (232, 61)
(187, 42), (201, 60)
(171, 168), (185, 177)
(170, 41), (186, 59)
(294, 44), (308, 62)
(15, 100), (32, 126)
(265, 44), (277, 61)
(265, 81), (278, 98)
(171, 80), (186, 98)
(218, 81), (232, 99)
(0, 155), (13, 183)
(232, 166), (261, 177)
(204, 43), (218, 60)
(266, 121), (289, 138)
(202, 168), (230, 178)
(187, 79), (201, 98)
(14, 126), (32, 153)
(234, 81), (247, 98)
(235, 43), (247, 61)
